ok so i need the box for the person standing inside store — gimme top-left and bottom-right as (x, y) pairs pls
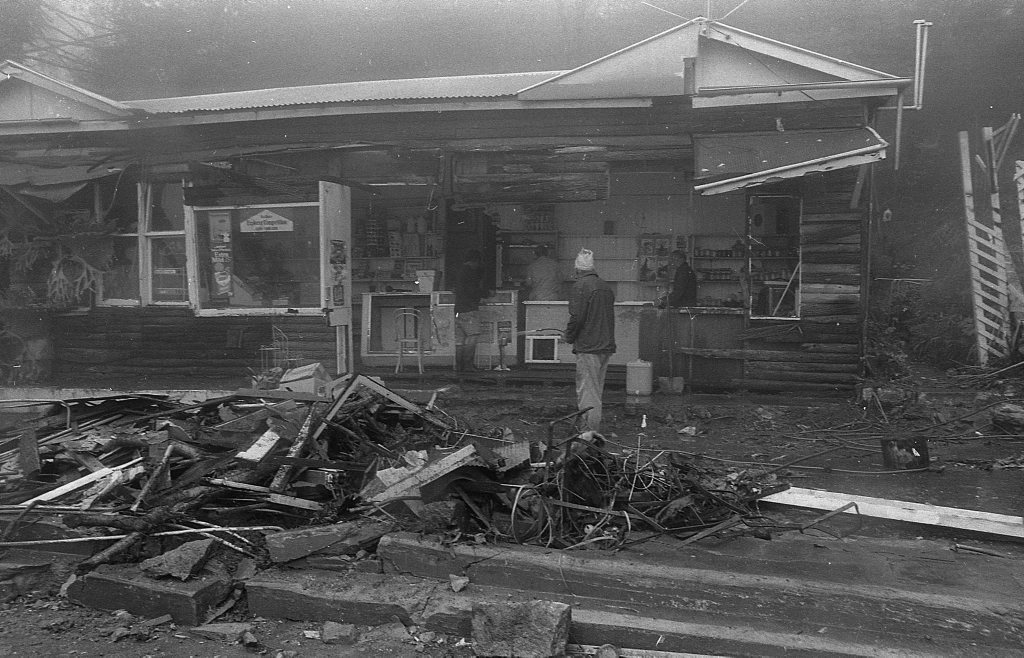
(565, 248), (616, 432)
(666, 249), (698, 307)
(453, 249), (488, 372)
(525, 244), (561, 301)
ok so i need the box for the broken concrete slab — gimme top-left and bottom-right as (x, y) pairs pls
(67, 563), (232, 626)
(189, 622), (253, 642)
(265, 520), (390, 563)
(140, 538), (217, 580)
(238, 559), (1018, 656)
(420, 595), (472, 638)
(321, 620), (358, 645)
(472, 600), (570, 658)
(378, 532), (1024, 654)
(0, 560), (51, 601)
(570, 607), (923, 658)
(992, 402), (1024, 434)
(245, 570), (437, 626)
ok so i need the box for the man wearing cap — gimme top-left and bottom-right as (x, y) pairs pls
(565, 248), (616, 432)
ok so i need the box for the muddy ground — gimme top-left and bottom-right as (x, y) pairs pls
(3, 367), (1024, 656)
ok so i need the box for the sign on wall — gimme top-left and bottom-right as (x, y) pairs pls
(240, 209), (294, 233)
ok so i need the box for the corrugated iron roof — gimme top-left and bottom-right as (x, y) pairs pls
(125, 71), (565, 114)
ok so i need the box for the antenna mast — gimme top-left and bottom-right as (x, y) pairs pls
(705, 1), (712, 18)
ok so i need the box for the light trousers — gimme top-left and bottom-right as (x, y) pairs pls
(575, 352), (610, 432)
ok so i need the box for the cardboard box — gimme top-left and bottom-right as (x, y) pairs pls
(279, 363), (331, 397)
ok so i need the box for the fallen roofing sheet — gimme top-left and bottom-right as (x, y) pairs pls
(693, 126), (887, 195)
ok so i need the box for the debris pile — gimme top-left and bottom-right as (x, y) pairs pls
(1, 375), (788, 575)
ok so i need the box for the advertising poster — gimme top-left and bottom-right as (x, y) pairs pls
(208, 211), (234, 297)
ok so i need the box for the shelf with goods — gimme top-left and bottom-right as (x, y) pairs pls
(498, 231), (559, 287)
(497, 204), (558, 288)
(352, 204), (443, 292)
(351, 256), (441, 292)
(690, 234), (746, 305)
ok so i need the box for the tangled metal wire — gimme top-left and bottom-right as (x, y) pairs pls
(496, 431), (787, 550)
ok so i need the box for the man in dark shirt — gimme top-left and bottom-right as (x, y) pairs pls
(453, 249), (488, 371)
(565, 248), (616, 432)
(667, 250), (698, 308)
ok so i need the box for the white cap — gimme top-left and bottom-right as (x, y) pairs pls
(574, 248), (595, 271)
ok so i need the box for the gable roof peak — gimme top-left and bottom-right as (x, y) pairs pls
(1, 60), (135, 117)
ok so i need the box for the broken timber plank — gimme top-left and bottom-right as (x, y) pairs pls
(204, 478), (322, 511)
(311, 375), (447, 443)
(364, 445), (481, 514)
(265, 456), (368, 472)
(17, 432), (40, 476)
(20, 457), (144, 506)
(234, 389), (327, 402)
(269, 409), (316, 492)
(235, 429), (283, 464)
(760, 487), (1024, 539)
(267, 493), (322, 511)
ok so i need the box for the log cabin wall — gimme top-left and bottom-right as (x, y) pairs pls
(738, 169), (865, 393)
(52, 307), (335, 384)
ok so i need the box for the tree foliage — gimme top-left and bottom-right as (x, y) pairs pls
(0, 0), (51, 61)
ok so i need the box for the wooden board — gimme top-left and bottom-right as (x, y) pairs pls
(761, 487), (1024, 539)
(20, 457), (144, 506)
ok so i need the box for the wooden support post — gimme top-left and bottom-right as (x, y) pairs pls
(1017, 161), (1024, 278)
(960, 130), (1010, 364)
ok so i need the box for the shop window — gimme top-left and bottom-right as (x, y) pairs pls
(150, 236), (188, 303)
(747, 195), (801, 319)
(96, 176), (139, 304)
(99, 180), (189, 306)
(192, 204), (321, 310)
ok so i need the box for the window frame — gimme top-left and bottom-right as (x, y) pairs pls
(746, 193), (802, 321)
(96, 179), (192, 307)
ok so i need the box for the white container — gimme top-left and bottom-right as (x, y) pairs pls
(625, 359), (653, 396)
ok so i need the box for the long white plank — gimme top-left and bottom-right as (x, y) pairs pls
(760, 487), (1024, 539)
(20, 457), (144, 506)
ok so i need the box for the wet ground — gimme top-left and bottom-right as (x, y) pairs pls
(433, 380), (1024, 535)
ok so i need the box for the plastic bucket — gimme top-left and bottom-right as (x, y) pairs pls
(626, 359), (654, 396)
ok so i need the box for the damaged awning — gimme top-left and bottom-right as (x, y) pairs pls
(692, 127), (887, 195)
(0, 161), (132, 187)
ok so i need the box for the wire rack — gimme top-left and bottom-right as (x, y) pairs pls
(258, 325), (299, 372)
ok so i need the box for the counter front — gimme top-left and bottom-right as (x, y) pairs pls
(361, 290), (519, 369)
(524, 301), (745, 384)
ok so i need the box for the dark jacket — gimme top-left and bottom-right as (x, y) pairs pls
(454, 261), (486, 312)
(566, 271), (616, 354)
(668, 262), (698, 307)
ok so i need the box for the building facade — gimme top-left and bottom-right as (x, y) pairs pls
(0, 18), (908, 392)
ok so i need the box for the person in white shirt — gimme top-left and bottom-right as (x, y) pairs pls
(525, 244), (561, 301)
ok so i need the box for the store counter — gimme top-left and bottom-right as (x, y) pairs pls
(522, 300), (649, 366)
